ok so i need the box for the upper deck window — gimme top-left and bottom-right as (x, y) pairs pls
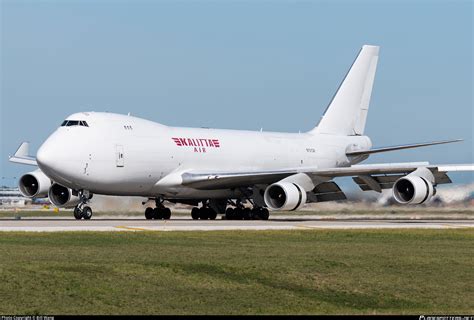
(61, 120), (89, 127)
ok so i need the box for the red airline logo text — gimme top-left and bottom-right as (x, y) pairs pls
(171, 137), (220, 153)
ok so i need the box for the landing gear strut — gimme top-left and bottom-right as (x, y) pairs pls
(144, 198), (171, 220)
(73, 190), (93, 220)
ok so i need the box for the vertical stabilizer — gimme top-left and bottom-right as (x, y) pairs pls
(311, 45), (379, 136)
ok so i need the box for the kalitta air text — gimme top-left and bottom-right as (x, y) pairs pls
(171, 137), (221, 153)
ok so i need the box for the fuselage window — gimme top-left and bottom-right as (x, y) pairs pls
(61, 120), (68, 126)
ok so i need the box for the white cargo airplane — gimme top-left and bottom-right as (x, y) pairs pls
(9, 45), (473, 220)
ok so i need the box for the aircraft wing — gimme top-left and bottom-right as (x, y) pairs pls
(346, 139), (462, 156)
(8, 142), (37, 166)
(181, 162), (474, 191)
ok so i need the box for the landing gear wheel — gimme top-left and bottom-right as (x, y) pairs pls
(208, 208), (217, 220)
(242, 208), (252, 220)
(225, 208), (235, 220)
(153, 208), (163, 220)
(199, 208), (209, 220)
(191, 207), (200, 220)
(163, 208), (171, 220)
(145, 207), (154, 220)
(82, 206), (93, 220)
(258, 208), (269, 220)
(234, 208), (243, 220)
(73, 190), (93, 220)
(74, 206), (83, 220)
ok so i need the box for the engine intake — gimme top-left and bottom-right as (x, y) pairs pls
(264, 182), (307, 211)
(392, 169), (435, 204)
(48, 183), (80, 208)
(18, 170), (51, 198)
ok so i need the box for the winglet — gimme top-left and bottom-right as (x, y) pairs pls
(9, 142), (38, 166)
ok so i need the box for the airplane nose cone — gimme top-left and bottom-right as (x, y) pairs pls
(36, 140), (56, 173)
(36, 130), (87, 187)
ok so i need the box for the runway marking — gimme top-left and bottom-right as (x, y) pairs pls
(114, 226), (150, 232)
(440, 224), (470, 229)
(296, 225), (324, 229)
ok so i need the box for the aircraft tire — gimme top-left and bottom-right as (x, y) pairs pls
(199, 208), (209, 220)
(82, 206), (93, 220)
(225, 208), (234, 220)
(74, 207), (83, 220)
(243, 208), (252, 220)
(145, 207), (154, 220)
(153, 208), (162, 220)
(191, 207), (200, 220)
(259, 208), (270, 220)
(163, 208), (171, 220)
(234, 208), (243, 220)
(208, 208), (217, 220)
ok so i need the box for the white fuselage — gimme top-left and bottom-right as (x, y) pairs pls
(36, 112), (371, 199)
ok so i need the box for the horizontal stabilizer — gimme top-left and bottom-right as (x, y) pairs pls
(346, 139), (462, 156)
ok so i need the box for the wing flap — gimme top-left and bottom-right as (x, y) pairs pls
(307, 181), (347, 203)
(353, 174), (404, 192)
(181, 167), (318, 190)
(180, 162), (472, 191)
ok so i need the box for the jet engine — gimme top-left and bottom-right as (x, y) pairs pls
(392, 168), (435, 204)
(18, 169), (51, 198)
(264, 182), (307, 211)
(48, 183), (80, 208)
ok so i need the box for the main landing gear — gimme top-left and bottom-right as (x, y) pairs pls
(73, 190), (93, 220)
(144, 199), (171, 220)
(191, 205), (218, 220)
(224, 206), (269, 220)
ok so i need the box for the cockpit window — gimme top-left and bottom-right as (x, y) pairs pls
(61, 120), (89, 127)
(66, 120), (79, 126)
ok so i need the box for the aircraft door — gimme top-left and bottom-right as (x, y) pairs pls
(115, 145), (124, 167)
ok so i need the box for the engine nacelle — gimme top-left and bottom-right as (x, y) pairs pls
(264, 182), (307, 211)
(19, 169), (51, 198)
(392, 169), (435, 205)
(48, 183), (80, 208)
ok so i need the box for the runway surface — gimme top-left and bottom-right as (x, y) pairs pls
(0, 215), (473, 232)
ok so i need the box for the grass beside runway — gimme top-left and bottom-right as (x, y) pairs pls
(0, 230), (473, 315)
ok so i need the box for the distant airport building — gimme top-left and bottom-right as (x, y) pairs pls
(0, 186), (51, 208)
(0, 187), (29, 207)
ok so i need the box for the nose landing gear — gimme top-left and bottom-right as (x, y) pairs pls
(73, 190), (93, 220)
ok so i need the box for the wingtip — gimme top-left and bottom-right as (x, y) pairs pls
(362, 44), (380, 55)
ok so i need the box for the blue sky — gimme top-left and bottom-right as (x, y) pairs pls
(1, 0), (472, 187)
